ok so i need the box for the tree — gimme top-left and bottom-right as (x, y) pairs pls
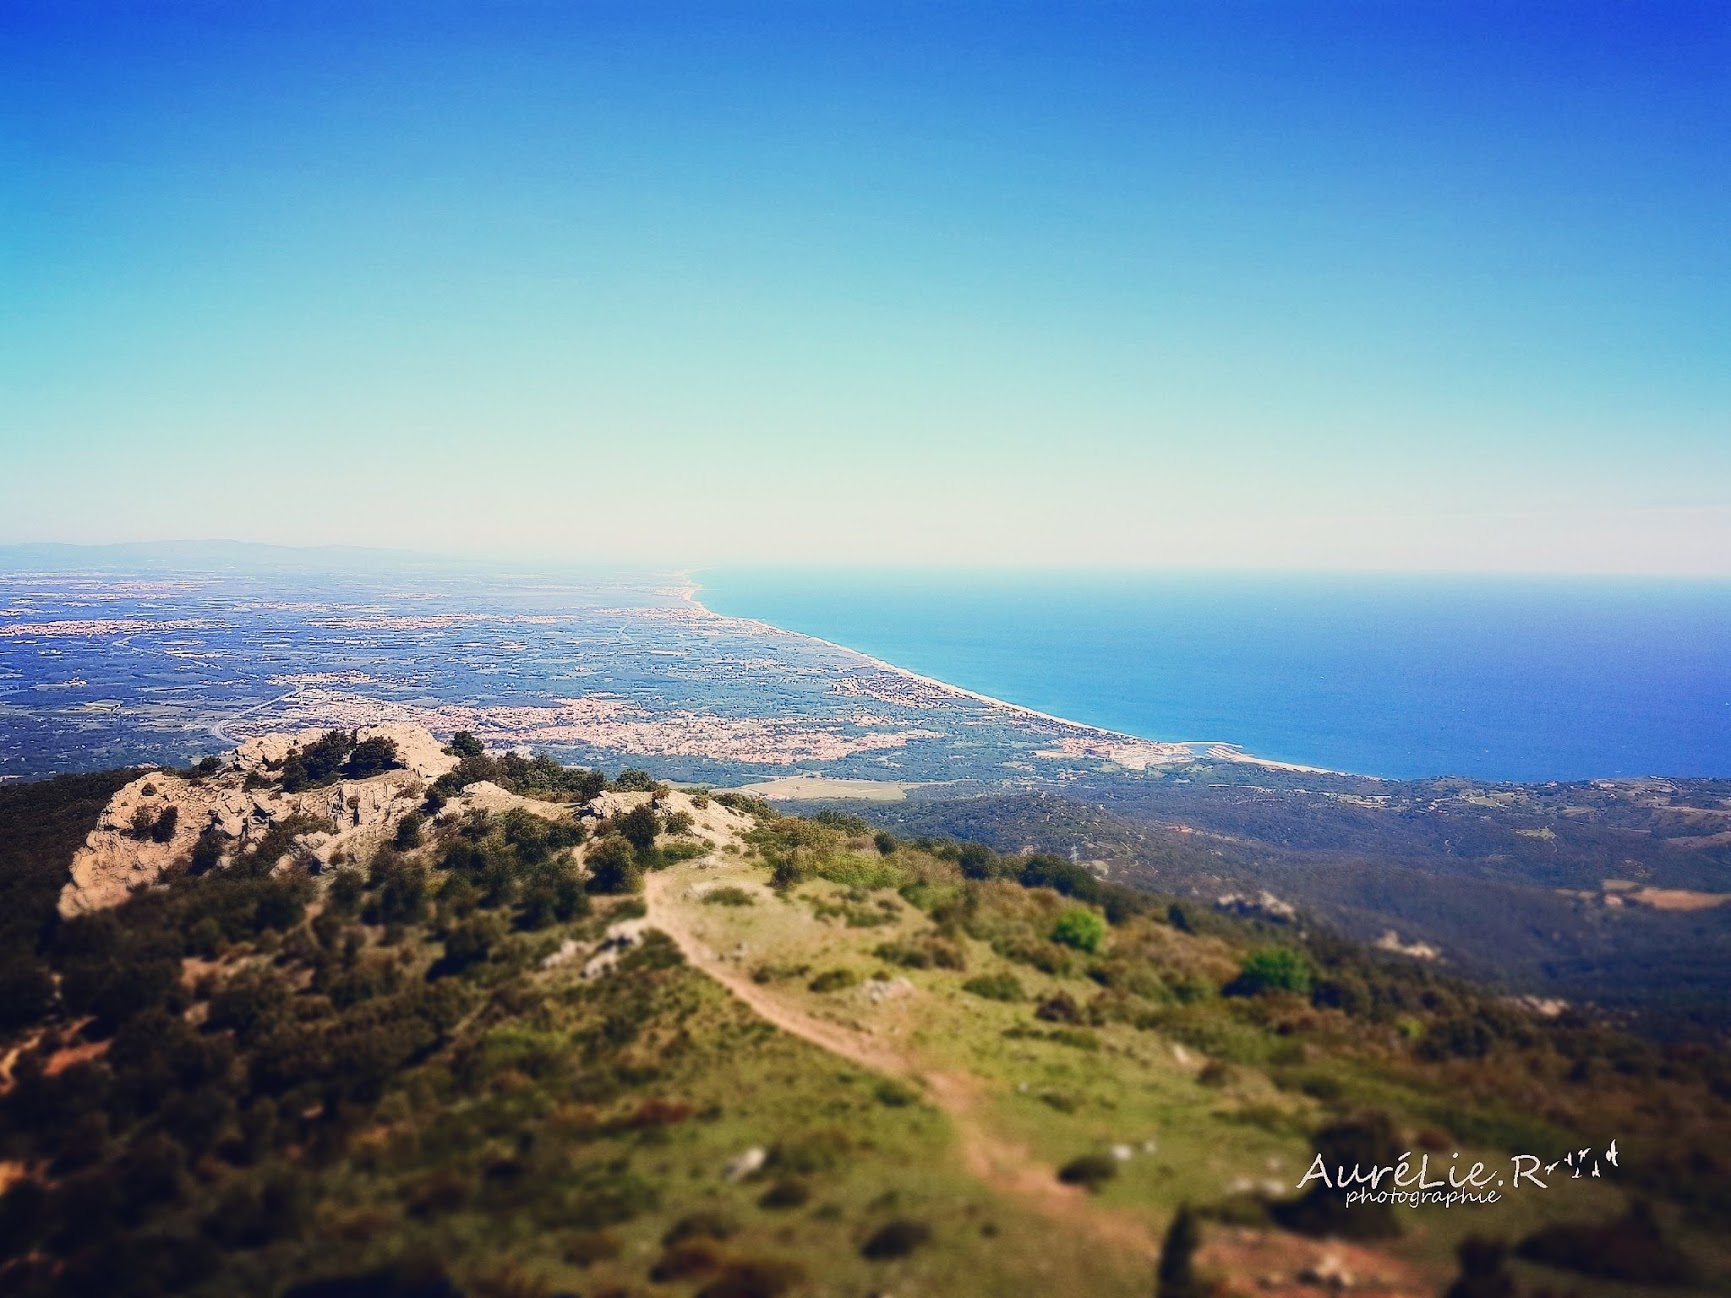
(617, 804), (659, 853)
(188, 826), (224, 875)
(613, 767), (659, 793)
(344, 736), (401, 778)
(1156, 1205), (1202, 1298)
(957, 843), (998, 879)
(585, 836), (642, 894)
(393, 812), (424, 851)
(1228, 947), (1312, 996)
(446, 731), (485, 759)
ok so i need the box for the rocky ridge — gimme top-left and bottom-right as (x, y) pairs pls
(56, 724), (750, 918)
(59, 724), (457, 916)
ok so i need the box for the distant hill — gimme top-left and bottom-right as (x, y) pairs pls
(785, 765), (1731, 1037)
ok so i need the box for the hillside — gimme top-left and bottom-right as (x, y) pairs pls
(1, 735), (1728, 1297)
(844, 767), (1731, 1036)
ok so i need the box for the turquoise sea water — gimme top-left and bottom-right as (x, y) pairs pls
(697, 570), (1731, 782)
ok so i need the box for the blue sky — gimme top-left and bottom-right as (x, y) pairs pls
(2, 2), (1726, 570)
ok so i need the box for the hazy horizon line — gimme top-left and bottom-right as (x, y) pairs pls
(2, 537), (1729, 584)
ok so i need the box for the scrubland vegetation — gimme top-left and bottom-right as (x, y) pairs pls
(0, 751), (1727, 1297)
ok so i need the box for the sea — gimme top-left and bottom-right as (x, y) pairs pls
(696, 569), (1731, 784)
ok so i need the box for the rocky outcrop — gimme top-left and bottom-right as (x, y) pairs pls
(56, 728), (749, 918)
(59, 725), (453, 917)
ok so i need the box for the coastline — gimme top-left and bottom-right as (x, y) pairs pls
(680, 582), (1348, 778)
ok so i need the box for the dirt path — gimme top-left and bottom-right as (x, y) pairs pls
(642, 868), (1160, 1260)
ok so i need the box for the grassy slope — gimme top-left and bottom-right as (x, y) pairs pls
(646, 842), (1651, 1295)
(2, 776), (1727, 1298)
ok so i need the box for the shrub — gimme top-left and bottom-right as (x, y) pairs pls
(1444, 1237), (1516, 1298)
(808, 969), (860, 993)
(0, 956), (55, 1033)
(1271, 1112), (1402, 1239)
(757, 1178), (810, 1209)
(1035, 991), (1081, 1023)
(812, 810), (871, 835)
(1057, 1153), (1117, 1191)
(1228, 947), (1313, 997)
(150, 804), (180, 843)
(1419, 1015), (1496, 1061)
(861, 1218), (931, 1259)
(873, 830), (896, 855)
(344, 736), (401, 778)
(617, 803), (660, 853)
(279, 730), (355, 792)
(703, 886), (755, 907)
(811, 855), (904, 891)
(1017, 854), (1103, 901)
(517, 859), (589, 929)
(132, 804), (178, 842)
(1516, 1201), (1696, 1285)
(1051, 908), (1105, 953)
(962, 972), (1025, 1002)
(873, 941), (928, 969)
(392, 812), (424, 851)
(664, 1212), (736, 1247)
(434, 917), (497, 976)
(446, 731), (485, 758)
(613, 767), (659, 793)
(188, 826), (224, 874)
(585, 837), (642, 895)
(362, 859), (428, 926)
(714, 791), (773, 818)
(956, 843), (998, 879)
(874, 1080), (918, 1107)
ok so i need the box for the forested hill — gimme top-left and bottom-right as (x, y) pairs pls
(843, 765), (1731, 1037)
(0, 745), (1727, 1297)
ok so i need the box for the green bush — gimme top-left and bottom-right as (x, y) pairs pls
(585, 836), (642, 894)
(962, 972), (1025, 1002)
(1051, 907), (1105, 953)
(814, 854), (905, 891)
(617, 803), (660, 852)
(702, 886), (755, 907)
(808, 968), (860, 993)
(613, 767), (660, 793)
(446, 730), (485, 758)
(392, 811), (424, 851)
(1228, 947), (1313, 997)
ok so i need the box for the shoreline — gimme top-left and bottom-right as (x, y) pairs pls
(679, 582), (1349, 779)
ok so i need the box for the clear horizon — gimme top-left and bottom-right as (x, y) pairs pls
(3, 3), (1726, 573)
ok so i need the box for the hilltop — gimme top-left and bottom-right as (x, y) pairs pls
(1, 732), (1728, 1297)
